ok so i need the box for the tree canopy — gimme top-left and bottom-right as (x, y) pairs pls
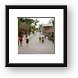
(18, 18), (39, 35)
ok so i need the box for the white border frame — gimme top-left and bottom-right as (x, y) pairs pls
(9, 9), (64, 63)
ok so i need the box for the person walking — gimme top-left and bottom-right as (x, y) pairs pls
(45, 35), (46, 38)
(19, 36), (23, 46)
(39, 35), (41, 42)
(42, 35), (44, 43)
(25, 34), (27, 43)
(26, 35), (30, 46)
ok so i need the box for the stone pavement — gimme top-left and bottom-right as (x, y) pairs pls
(18, 32), (54, 54)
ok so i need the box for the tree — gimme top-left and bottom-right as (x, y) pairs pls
(30, 25), (36, 31)
(52, 21), (54, 26)
(25, 18), (34, 25)
(18, 18), (22, 29)
(39, 24), (42, 31)
(18, 18), (39, 35)
(34, 19), (39, 26)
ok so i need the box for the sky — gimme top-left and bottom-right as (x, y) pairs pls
(30, 18), (54, 28)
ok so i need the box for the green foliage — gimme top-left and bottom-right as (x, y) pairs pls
(30, 25), (36, 31)
(18, 17), (39, 28)
(18, 30), (23, 37)
(52, 21), (54, 26)
(18, 18), (22, 29)
(18, 18), (38, 36)
(25, 18), (34, 25)
(39, 24), (42, 29)
(39, 24), (42, 27)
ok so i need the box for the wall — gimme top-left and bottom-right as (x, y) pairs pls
(0, 0), (78, 78)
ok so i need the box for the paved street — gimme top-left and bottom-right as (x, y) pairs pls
(18, 32), (54, 54)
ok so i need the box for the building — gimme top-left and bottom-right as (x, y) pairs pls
(42, 23), (54, 33)
(42, 23), (54, 42)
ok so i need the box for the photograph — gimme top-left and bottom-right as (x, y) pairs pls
(18, 17), (55, 54)
(5, 5), (67, 67)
